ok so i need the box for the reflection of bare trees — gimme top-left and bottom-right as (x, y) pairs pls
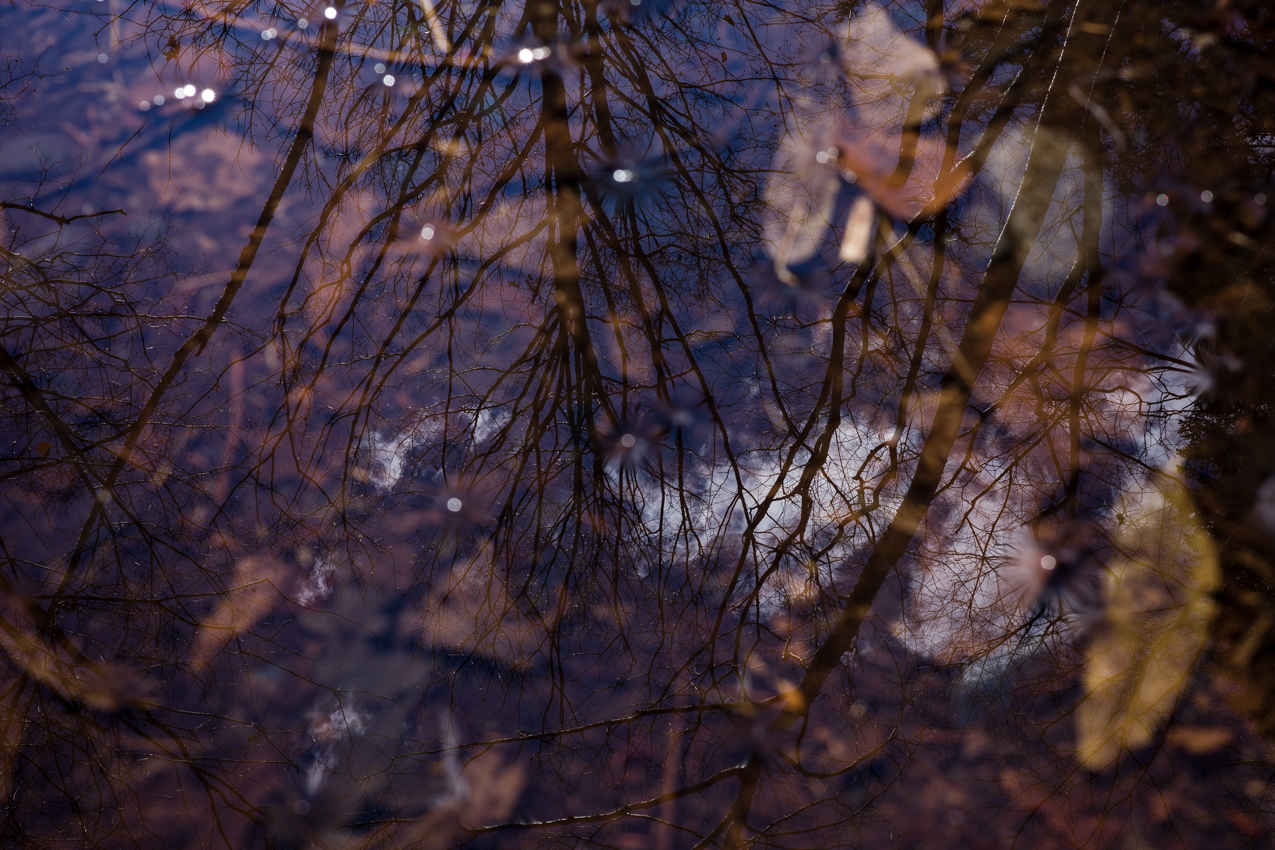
(3, 0), (1275, 846)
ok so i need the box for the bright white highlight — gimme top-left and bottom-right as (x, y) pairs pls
(516, 46), (551, 64)
(839, 196), (875, 264)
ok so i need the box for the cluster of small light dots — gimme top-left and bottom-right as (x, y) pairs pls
(516, 46), (552, 64)
(814, 147), (839, 164)
(619, 433), (637, 448)
(612, 168), (635, 183)
(138, 86), (214, 111)
(372, 63), (394, 86)
(446, 497), (463, 512)
(1157, 191), (1268, 206)
(1040, 555), (1057, 571)
(261, 27), (278, 39)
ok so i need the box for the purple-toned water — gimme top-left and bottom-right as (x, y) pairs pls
(2, 1), (1274, 847)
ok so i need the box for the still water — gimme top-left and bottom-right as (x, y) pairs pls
(2, 0), (1274, 847)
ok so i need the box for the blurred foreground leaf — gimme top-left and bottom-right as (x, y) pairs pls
(1076, 467), (1220, 770)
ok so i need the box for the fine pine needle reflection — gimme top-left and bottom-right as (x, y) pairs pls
(3, 0), (1275, 848)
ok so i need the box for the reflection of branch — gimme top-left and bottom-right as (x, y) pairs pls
(48, 17), (343, 611)
(0, 202), (125, 226)
(475, 765), (746, 834)
(435, 699), (764, 751)
(714, 38), (1079, 849)
(0, 345), (103, 496)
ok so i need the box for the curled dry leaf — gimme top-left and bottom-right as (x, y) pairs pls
(413, 549), (546, 671)
(456, 750), (526, 829)
(191, 555), (289, 670)
(836, 133), (972, 221)
(76, 660), (156, 712)
(0, 591), (155, 711)
(1075, 468), (1220, 770)
(403, 751), (526, 848)
(762, 127), (843, 274)
(1165, 724), (1233, 756)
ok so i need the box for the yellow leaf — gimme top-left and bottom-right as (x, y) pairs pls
(1076, 469), (1219, 770)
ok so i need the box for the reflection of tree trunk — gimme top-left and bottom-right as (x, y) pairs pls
(213, 348), (245, 505)
(535, 0), (604, 482)
(657, 681), (685, 850)
(0, 679), (26, 809)
(717, 119), (1075, 850)
(1064, 129), (1104, 516)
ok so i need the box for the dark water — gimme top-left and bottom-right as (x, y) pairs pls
(2, 0), (1275, 847)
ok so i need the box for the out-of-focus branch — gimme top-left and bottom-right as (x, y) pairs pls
(0, 203), (125, 226)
